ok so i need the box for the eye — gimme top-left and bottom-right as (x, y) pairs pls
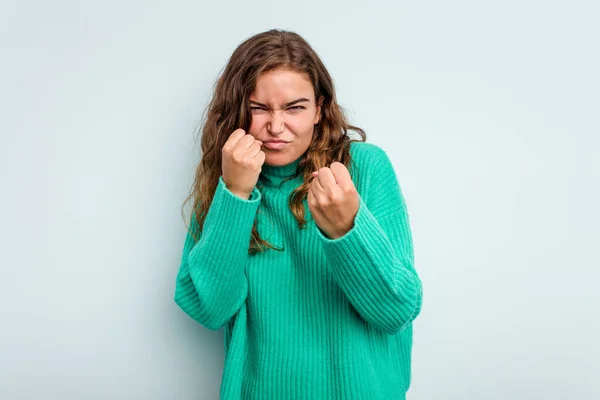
(288, 106), (305, 111)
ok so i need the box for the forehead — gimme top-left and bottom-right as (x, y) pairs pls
(250, 69), (314, 101)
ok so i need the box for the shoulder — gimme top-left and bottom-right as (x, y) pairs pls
(345, 140), (398, 196)
(347, 141), (407, 218)
(349, 140), (387, 161)
(348, 140), (394, 177)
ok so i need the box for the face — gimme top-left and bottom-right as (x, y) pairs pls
(248, 68), (322, 166)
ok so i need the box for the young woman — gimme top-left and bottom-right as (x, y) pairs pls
(174, 29), (423, 400)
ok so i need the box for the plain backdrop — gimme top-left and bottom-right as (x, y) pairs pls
(1, 0), (598, 399)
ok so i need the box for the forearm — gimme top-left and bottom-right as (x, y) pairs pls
(174, 176), (261, 330)
(317, 196), (423, 335)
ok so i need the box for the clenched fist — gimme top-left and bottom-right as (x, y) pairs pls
(221, 129), (266, 199)
(308, 162), (360, 239)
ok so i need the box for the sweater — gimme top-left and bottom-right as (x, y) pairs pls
(174, 141), (423, 399)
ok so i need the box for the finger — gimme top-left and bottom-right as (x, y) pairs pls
(224, 128), (246, 150)
(311, 172), (325, 192)
(233, 136), (261, 162)
(315, 167), (337, 194)
(311, 176), (333, 205)
(254, 149), (266, 165)
(238, 133), (259, 150)
(329, 162), (353, 189)
(248, 141), (263, 158)
(308, 184), (317, 206)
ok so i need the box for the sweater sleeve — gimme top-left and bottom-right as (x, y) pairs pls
(315, 148), (423, 335)
(173, 176), (262, 330)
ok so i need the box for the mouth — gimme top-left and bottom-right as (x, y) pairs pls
(263, 141), (289, 150)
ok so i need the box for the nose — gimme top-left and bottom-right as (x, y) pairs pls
(267, 110), (285, 134)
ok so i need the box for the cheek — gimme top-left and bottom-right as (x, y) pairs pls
(248, 116), (263, 131)
(290, 115), (316, 132)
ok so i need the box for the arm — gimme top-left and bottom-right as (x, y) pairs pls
(173, 176), (261, 330)
(315, 149), (423, 335)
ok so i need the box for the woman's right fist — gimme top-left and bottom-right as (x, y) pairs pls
(221, 129), (266, 199)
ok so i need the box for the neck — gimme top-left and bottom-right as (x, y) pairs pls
(259, 156), (303, 188)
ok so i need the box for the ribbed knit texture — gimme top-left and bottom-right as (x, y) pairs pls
(174, 141), (423, 399)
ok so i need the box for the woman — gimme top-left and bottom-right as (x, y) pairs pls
(174, 29), (423, 399)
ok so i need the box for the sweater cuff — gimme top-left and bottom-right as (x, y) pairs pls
(202, 176), (262, 238)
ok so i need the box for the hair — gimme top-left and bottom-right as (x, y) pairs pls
(181, 29), (367, 254)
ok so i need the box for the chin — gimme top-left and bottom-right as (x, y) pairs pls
(265, 159), (285, 167)
(266, 158), (293, 167)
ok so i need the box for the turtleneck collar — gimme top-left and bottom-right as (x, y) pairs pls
(259, 155), (303, 188)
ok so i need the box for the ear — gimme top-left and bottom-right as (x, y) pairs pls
(314, 95), (324, 124)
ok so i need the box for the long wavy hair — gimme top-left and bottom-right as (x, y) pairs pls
(182, 29), (367, 254)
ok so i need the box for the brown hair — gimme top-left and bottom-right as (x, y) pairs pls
(182, 29), (367, 254)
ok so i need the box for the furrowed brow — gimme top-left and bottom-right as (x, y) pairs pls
(249, 98), (310, 107)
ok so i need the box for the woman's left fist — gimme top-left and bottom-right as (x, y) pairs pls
(308, 162), (359, 239)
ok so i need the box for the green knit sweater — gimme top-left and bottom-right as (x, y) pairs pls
(174, 141), (423, 399)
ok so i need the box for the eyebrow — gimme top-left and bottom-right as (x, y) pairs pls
(249, 98), (311, 107)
